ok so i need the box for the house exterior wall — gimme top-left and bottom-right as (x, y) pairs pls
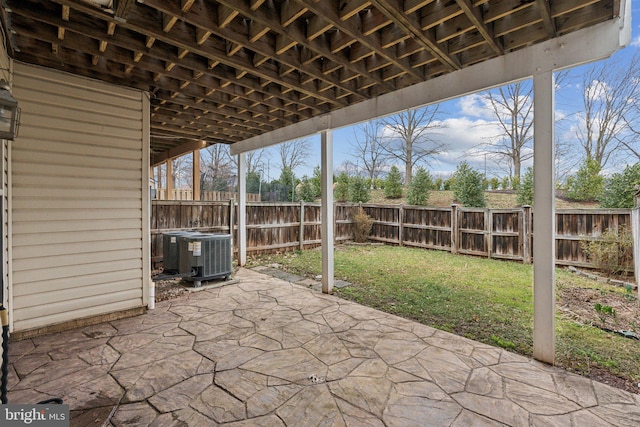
(10, 62), (149, 332)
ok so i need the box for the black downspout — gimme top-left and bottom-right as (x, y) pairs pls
(0, 306), (7, 404)
(0, 196), (7, 404)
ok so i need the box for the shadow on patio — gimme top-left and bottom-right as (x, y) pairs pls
(7, 269), (640, 426)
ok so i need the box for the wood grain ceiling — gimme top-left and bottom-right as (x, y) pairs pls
(1, 0), (618, 159)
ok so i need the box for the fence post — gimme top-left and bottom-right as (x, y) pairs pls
(451, 204), (458, 254)
(229, 198), (235, 251)
(398, 204), (404, 246)
(632, 207), (640, 299)
(299, 200), (305, 251)
(486, 209), (492, 259)
(333, 202), (337, 245)
(522, 205), (532, 264)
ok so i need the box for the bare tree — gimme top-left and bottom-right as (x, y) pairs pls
(201, 144), (236, 191)
(575, 53), (640, 169)
(226, 147), (269, 175)
(336, 160), (359, 177)
(617, 135), (640, 161)
(554, 134), (580, 185)
(348, 120), (388, 187)
(481, 81), (534, 181)
(380, 106), (445, 185)
(170, 153), (193, 189)
(277, 139), (310, 172)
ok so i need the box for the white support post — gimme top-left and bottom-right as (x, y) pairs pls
(533, 70), (556, 364)
(238, 152), (247, 267)
(321, 130), (334, 294)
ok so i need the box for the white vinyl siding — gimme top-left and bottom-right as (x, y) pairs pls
(10, 63), (148, 332)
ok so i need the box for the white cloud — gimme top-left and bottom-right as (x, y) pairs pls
(457, 94), (494, 119)
(631, 34), (640, 47)
(427, 117), (506, 175)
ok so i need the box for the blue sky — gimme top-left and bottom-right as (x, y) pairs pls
(253, 4), (640, 183)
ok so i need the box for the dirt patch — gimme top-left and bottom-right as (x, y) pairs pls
(558, 287), (640, 333)
(154, 278), (189, 302)
(558, 285), (640, 394)
(586, 367), (640, 393)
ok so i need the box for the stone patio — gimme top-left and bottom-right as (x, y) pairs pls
(7, 268), (640, 426)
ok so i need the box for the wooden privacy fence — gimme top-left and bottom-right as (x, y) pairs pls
(155, 189), (260, 201)
(151, 201), (633, 272)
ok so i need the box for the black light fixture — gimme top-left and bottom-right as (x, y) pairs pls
(0, 80), (20, 140)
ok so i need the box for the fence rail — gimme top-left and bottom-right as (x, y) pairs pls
(155, 189), (260, 201)
(151, 201), (633, 272)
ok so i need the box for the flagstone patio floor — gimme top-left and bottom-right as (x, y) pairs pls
(7, 268), (640, 426)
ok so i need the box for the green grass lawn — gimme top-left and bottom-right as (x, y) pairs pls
(249, 245), (640, 391)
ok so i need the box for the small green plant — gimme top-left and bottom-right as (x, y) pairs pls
(406, 167), (432, 206)
(489, 177), (500, 190)
(581, 225), (633, 277)
(490, 335), (516, 350)
(516, 167), (534, 206)
(501, 176), (510, 190)
(600, 163), (640, 208)
(594, 303), (616, 326)
(334, 172), (350, 202)
(384, 166), (404, 198)
(297, 176), (319, 202)
(348, 176), (371, 203)
(434, 177), (444, 191)
(452, 161), (486, 207)
(624, 284), (636, 302)
(511, 175), (520, 191)
(352, 206), (374, 243)
(565, 159), (605, 202)
(443, 176), (455, 191)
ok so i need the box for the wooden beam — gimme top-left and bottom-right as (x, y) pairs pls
(211, 0), (392, 91)
(294, 0), (423, 80)
(136, 0), (356, 107)
(12, 15), (317, 124)
(306, 15), (333, 41)
(152, 139), (208, 166)
(218, 4), (238, 29)
(181, 0), (195, 12)
(165, 158), (174, 199)
(339, 0), (370, 20)
(195, 27), (211, 45)
(232, 14), (629, 154)
(192, 149), (201, 200)
(455, 0), (503, 55)
(43, 0), (344, 111)
(162, 13), (178, 33)
(114, 0), (136, 20)
(281, 0), (307, 27)
(249, 21), (269, 43)
(58, 5), (69, 40)
(369, 0), (461, 70)
(404, 0), (431, 15)
(536, 0), (557, 37)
